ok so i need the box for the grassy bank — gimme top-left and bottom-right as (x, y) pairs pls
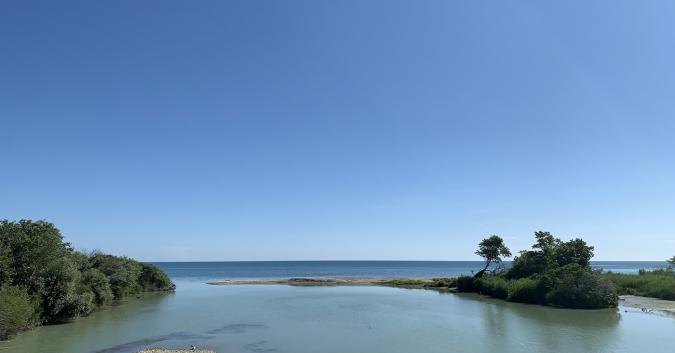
(605, 269), (675, 300)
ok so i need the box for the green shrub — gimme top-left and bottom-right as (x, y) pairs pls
(475, 276), (508, 299)
(0, 286), (38, 340)
(456, 275), (477, 292)
(139, 263), (176, 291)
(80, 268), (114, 305)
(90, 254), (143, 299)
(424, 277), (456, 288)
(548, 270), (618, 309)
(507, 277), (546, 304)
(0, 220), (175, 339)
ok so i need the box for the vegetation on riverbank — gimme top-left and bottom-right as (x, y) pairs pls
(0, 220), (175, 340)
(457, 232), (619, 309)
(605, 269), (675, 300)
(381, 278), (456, 289)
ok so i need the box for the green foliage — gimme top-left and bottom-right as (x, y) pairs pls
(0, 220), (71, 295)
(507, 251), (547, 279)
(461, 231), (617, 309)
(456, 275), (477, 292)
(474, 235), (511, 276)
(382, 278), (456, 289)
(0, 220), (174, 340)
(0, 286), (38, 340)
(547, 268), (618, 309)
(39, 256), (81, 322)
(475, 276), (508, 299)
(80, 268), (114, 305)
(553, 239), (594, 268)
(605, 268), (675, 300)
(668, 256), (675, 266)
(0, 239), (13, 286)
(506, 277), (546, 304)
(89, 253), (142, 298)
(139, 263), (176, 291)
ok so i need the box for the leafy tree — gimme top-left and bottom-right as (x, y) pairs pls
(139, 263), (176, 291)
(89, 253), (142, 298)
(39, 256), (81, 322)
(0, 237), (13, 286)
(668, 256), (675, 266)
(0, 219), (175, 339)
(532, 231), (560, 255)
(554, 238), (594, 268)
(80, 268), (114, 306)
(474, 235), (511, 277)
(0, 286), (38, 340)
(0, 220), (71, 295)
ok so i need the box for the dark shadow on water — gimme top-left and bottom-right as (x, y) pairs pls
(243, 340), (277, 353)
(205, 323), (267, 334)
(94, 332), (213, 353)
(95, 323), (267, 353)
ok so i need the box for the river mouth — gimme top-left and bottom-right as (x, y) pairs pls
(2, 280), (672, 353)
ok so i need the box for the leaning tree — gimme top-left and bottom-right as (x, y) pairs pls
(474, 235), (512, 277)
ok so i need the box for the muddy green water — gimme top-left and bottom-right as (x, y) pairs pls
(2, 281), (673, 353)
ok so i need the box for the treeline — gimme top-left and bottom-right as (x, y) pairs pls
(458, 232), (619, 309)
(0, 220), (175, 340)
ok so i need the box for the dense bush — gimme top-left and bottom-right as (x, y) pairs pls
(460, 232), (618, 309)
(0, 220), (175, 340)
(547, 270), (618, 309)
(0, 286), (37, 339)
(90, 253), (143, 298)
(456, 275), (477, 292)
(475, 276), (508, 299)
(506, 277), (546, 304)
(139, 263), (176, 291)
(605, 269), (675, 300)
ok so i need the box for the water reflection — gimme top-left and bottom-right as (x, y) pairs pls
(2, 285), (671, 353)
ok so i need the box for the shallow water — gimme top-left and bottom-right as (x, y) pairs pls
(3, 280), (673, 353)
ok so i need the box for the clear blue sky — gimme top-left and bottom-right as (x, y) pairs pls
(2, 1), (674, 261)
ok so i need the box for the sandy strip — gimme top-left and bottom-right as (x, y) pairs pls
(206, 277), (434, 286)
(620, 295), (675, 315)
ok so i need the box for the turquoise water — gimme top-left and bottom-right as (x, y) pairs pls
(2, 262), (673, 353)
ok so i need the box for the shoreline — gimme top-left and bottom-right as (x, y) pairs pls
(619, 295), (675, 315)
(206, 277), (441, 286)
(207, 277), (675, 315)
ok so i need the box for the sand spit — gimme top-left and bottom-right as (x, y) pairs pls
(620, 295), (675, 315)
(207, 277), (433, 286)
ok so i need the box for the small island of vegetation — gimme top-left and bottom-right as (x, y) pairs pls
(385, 232), (675, 310)
(0, 220), (175, 340)
(457, 232), (618, 309)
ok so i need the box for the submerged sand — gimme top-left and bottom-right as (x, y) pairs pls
(206, 277), (434, 286)
(136, 350), (215, 353)
(620, 295), (675, 315)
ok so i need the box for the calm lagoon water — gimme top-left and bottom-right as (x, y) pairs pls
(2, 261), (673, 353)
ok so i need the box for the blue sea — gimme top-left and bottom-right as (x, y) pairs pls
(154, 260), (670, 282)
